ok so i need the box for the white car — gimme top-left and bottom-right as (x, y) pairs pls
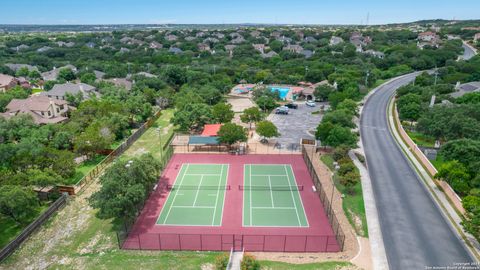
(306, 100), (316, 107)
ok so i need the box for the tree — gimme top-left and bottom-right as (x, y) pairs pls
(240, 107), (264, 129)
(314, 85), (335, 101)
(315, 121), (335, 142)
(217, 123), (247, 146)
(323, 126), (358, 148)
(322, 109), (355, 128)
(27, 168), (60, 188)
(16, 67), (30, 77)
(256, 121), (280, 142)
(439, 139), (480, 172)
(397, 93), (422, 121)
(337, 99), (358, 116)
(90, 154), (160, 221)
(171, 103), (213, 132)
(58, 68), (76, 81)
(255, 96), (277, 112)
(212, 103), (234, 123)
(0, 185), (38, 223)
(435, 161), (471, 196)
(74, 122), (115, 158)
(80, 72), (97, 85)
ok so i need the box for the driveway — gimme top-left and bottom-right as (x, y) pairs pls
(267, 102), (325, 148)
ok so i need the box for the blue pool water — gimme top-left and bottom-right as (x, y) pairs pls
(270, 87), (290, 100)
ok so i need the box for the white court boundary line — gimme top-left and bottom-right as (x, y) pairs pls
(242, 164), (310, 228)
(157, 164), (228, 226)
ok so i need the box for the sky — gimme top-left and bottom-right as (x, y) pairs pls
(1, 0), (479, 25)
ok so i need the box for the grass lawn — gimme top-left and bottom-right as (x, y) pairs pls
(0, 204), (49, 249)
(31, 88), (44, 94)
(321, 154), (368, 238)
(259, 260), (353, 270)
(62, 155), (107, 185)
(406, 130), (436, 148)
(122, 109), (175, 162)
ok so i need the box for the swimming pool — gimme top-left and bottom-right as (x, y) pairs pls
(270, 86), (290, 100)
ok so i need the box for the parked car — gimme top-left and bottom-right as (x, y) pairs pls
(275, 106), (289, 115)
(285, 102), (298, 109)
(306, 100), (316, 107)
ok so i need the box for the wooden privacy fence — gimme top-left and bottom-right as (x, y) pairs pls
(0, 193), (68, 262)
(57, 110), (163, 195)
(392, 103), (465, 214)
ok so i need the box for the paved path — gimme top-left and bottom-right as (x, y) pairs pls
(360, 74), (473, 269)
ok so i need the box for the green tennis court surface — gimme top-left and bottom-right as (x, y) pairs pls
(243, 164), (309, 227)
(157, 164), (228, 226)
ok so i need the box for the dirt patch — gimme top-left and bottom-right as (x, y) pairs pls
(201, 263), (215, 270)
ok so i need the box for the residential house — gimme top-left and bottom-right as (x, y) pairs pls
(120, 36), (133, 44)
(149, 41), (163, 49)
(364, 50), (385, 59)
(204, 37), (219, 44)
(417, 31), (440, 49)
(261, 51), (278, 58)
(230, 35), (245, 44)
(304, 36), (317, 43)
(283, 44), (304, 54)
(14, 44), (29, 52)
(198, 43), (211, 52)
(329, 36), (344, 46)
(166, 34), (178, 41)
(168, 47), (183, 54)
(37, 46), (52, 53)
(213, 33), (225, 39)
(224, 45), (237, 57)
(350, 32), (371, 52)
(41, 65), (78, 81)
(43, 82), (98, 100)
(5, 63), (38, 73)
(253, 44), (265, 54)
(301, 49), (314, 58)
(136, 72), (157, 78)
(450, 81), (480, 98)
(85, 42), (96, 48)
(195, 32), (206, 38)
(94, 70), (105, 80)
(105, 78), (132, 91)
(475, 33), (480, 42)
(56, 41), (75, 47)
(251, 30), (262, 38)
(418, 31), (438, 42)
(270, 31), (281, 38)
(119, 47), (130, 53)
(277, 36), (293, 44)
(0, 95), (71, 124)
(0, 74), (17, 92)
(185, 36), (196, 41)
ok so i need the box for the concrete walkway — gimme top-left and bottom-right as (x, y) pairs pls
(227, 251), (243, 270)
(349, 150), (388, 270)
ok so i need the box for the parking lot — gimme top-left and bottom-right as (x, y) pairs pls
(267, 102), (325, 149)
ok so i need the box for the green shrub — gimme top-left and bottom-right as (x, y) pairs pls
(214, 253), (229, 270)
(241, 254), (260, 270)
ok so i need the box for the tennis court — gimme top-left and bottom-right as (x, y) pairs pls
(156, 164), (229, 226)
(242, 164), (309, 227)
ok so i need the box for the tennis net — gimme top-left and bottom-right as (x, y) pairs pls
(238, 185), (304, 191)
(167, 185), (231, 190)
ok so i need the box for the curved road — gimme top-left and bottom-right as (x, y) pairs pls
(461, 42), (477, 61)
(360, 73), (473, 269)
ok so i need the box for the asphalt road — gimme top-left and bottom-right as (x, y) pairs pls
(360, 74), (474, 269)
(461, 43), (476, 60)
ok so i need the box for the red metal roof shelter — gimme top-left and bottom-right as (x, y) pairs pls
(201, 124), (223, 136)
